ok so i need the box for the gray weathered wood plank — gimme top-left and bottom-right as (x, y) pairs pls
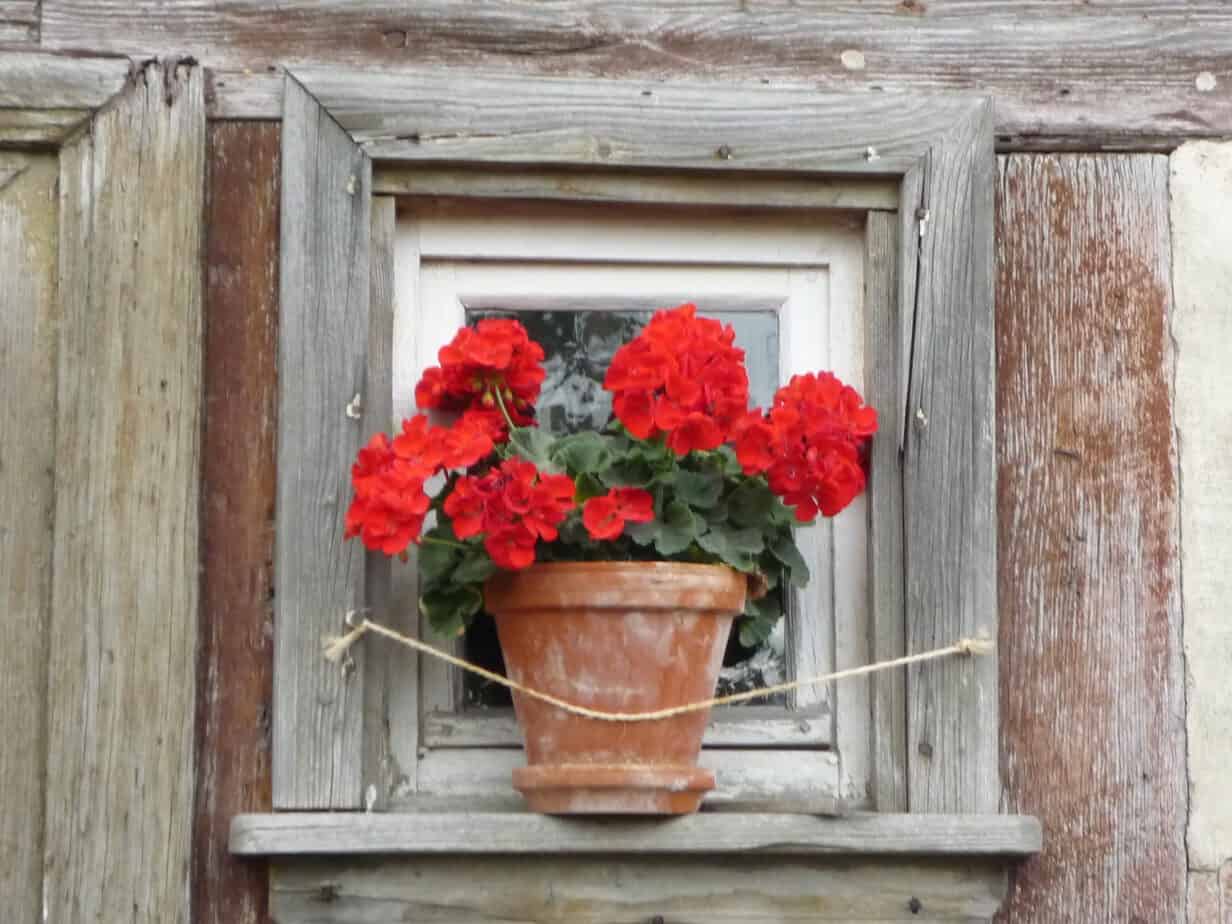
(0, 0), (39, 44)
(273, 74), (372, 809)
(43, 61), (204, 923)
(0, 50), (130, 109)
(361, 194), (398, 810)
(269, 854), (1008, 922)
(0, 150), (57, 924)
(232, 811), (1041, 857)
(42, 1), (1232, 148)
(864, 210), (907, 813)
(371, 165), (899, 211)
(996, 154), (1185, 922)
(294, 66), (981, 174)
(904, 101), (1000, 814)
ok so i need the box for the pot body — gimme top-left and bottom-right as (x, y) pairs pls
(484, 561), (746, 814)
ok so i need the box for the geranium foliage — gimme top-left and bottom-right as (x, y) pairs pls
(345, 303), (877, 639)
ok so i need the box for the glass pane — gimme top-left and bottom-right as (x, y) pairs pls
(453, 308), (788, 709)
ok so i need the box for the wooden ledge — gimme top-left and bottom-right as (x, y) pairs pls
(231, 811), (1041, 858)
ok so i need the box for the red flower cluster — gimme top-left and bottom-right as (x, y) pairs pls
(344, 433), (433, 554)
(582, 488), (655, 540)
(734, 372), (878, 522)
(443, 459), (576, 569)
(345, 412), (496, 554)
(604, 303), (749, 456)
(415, 318), (546, 437)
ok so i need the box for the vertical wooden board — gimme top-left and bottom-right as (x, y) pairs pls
(0, 152), (57, 924)
(863, 210), (907, 812)
(361, 195), (398, 807)
(995, 155), (1185, 921)
(905, 102), (1000, 813)
(44, 62), (205, 923)
(274, 75), (372, 808)
(193, 121), (280, 924)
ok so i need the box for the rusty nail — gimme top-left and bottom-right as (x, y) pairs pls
(918, 740), (933, 758)
(715, 144), (733, 160)
(908, 896), (923, 914)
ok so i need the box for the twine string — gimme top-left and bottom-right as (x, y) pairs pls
(324, 615), (993, 723)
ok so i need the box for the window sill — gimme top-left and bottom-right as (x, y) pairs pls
(230, 811), (1041, 859)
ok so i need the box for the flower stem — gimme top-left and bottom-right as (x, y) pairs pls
(421, 535), (467, 550)
(491, 387), (539, 462)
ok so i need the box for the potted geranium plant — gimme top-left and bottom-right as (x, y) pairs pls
(344, 303), (876, 814)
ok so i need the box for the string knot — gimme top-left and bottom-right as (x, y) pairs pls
(955, 636), (995, 656)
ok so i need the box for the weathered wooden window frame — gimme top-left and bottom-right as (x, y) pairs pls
(260, 63), (1018, 830)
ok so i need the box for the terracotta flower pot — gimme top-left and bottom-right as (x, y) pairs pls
(483, 561), (747, 814)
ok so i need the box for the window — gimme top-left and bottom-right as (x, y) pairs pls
(386, 198), (872, 808)
(264, 70), (1004, 823)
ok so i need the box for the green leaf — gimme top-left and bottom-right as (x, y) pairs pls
(418, 538), (461, 584)
(550, 431), (612, 476)
(573, 471), (608, 503)
(600, 456), (656, 488)
(769, 533), (811, 588)
(715, 444), (744, 476)
(653, 500), (699, 556)
(509, 426), (557, 470)
(419, 584), (483, 637)
(727, 479), (779, 529)
(624, 519), (658, 547)
(452, 551), (498, 584)
(738, 592), (783, 647)
(697, 523), (764, 572)
(672, 467), (723, 509)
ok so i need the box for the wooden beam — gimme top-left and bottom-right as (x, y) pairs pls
(43, 61), (205, 923)
(232, 811), (1042, 857)
(192, 120), (280, 924)
(294, 66), (978, 174)
(0, 151), (57, 924)
(272, 853), (1010, 922)
(904, 101), (999, 814)
(0, 50), (130, 145)
(272, 75), (372, 809)
(995, 154), (1186, 921)
(37, 2), (1232, 148)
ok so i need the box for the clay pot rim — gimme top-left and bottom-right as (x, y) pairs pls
(484, 560), (748, 613)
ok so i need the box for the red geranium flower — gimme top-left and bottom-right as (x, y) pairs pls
(442, 458), (576, 570)
(391, 412), (494, 472)
(582, 487), (655, 540)
(604, 303), (749, 455)
(344, 433), (432, 554)
(735, 371), (877, 522)
(414, 319), (545, 437)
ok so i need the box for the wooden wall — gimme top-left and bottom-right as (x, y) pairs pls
(1, 4), (1219, 921)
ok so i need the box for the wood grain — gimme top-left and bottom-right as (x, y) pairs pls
(296, 66), (977, 174)
(0, 50), (130, 145)
(273, 75), (372, 809)
(995, 154), (1186, 921)
(232, 811), (1041, 857)
(361, 194), (396, 809)
(0, 0), (39, 44)
(193, 120), (280, 924)
(269, 854), (1009, 923)
(44, 61), (204, 923)
(0, 151), (57, 924)
(863, 210), (907, 812)
(905, 101), (999, 814)
(41, 1), (1232, 148)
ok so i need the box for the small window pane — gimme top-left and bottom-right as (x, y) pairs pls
(451, 308), (787, 709)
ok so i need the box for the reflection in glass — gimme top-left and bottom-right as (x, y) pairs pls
(451, 308), (788, 709)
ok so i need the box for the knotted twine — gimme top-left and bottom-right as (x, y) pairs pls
(324, 614), (993, 723)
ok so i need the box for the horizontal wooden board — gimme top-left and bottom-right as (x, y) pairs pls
(294, 67), (980, 173)
(233, 811), (1042, 857)
(373, 165), (899, 210)
(271, 854), (1009, 922)
(0, 52), (130, 145)
(53, 1), (1232, 148)
(0, 0), (39, 44)
(423, 708), (831, 749)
